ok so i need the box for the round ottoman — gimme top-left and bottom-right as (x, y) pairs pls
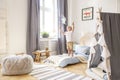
(1, 54), (33, 75)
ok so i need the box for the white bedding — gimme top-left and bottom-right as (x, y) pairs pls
(44, 54), (88, 67)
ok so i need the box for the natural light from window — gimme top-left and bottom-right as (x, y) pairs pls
(40, 0), (58, 38)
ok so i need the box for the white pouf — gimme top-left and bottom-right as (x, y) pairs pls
(1, 54), (33, 75)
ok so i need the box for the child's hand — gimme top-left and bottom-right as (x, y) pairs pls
(72, 22), (74, 32)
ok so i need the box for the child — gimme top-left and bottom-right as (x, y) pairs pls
(60, 22), (74, 57)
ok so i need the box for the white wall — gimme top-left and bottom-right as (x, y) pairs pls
(2, 0), (120, 54)
(117, 0), (120, 12)
(68, 0), (119, 43)
(7, 0), (27, 54)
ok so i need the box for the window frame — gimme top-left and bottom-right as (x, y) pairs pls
(40, 0), (58, 38)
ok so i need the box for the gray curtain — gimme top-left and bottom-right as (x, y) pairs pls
(57, 0), (68, 54)
(101, 13), (120, 80)
(26, 0), (40, 57)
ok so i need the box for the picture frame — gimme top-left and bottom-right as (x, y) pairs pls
(82, 7), (93, 21)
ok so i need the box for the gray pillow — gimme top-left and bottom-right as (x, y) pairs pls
(89, 44), (103, 68)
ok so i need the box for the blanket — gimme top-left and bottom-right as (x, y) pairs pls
(44, 54), (88, 67)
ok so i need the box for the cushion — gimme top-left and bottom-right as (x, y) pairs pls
(1, 54), (33, 75)
(88, 44), (103, 68)
(74, 45), (90, 55)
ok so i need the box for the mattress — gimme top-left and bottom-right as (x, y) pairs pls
(44, 54), (88, 67)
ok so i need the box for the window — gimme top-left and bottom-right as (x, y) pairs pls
(40, 0), (58, 38)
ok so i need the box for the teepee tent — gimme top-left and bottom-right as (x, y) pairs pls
(87, 10), (111, 80)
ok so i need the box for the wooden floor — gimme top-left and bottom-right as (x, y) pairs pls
(0, 63), (87, 80)
(0, 71), (37, 80)
(62, 63), (87, 76)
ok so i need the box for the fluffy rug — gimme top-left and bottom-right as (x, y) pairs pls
(29, 64), (92, 80)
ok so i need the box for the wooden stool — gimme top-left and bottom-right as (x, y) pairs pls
(32, 48), (51, 62)
(32, 51), (41, 62)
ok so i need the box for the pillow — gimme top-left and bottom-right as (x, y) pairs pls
(74, 45), (90, 55)
(88, 44), (103, 68)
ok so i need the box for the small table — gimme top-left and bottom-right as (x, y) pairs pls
(32, 49), (51, 62)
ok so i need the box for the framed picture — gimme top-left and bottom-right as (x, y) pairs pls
(82, 7), (93, 21)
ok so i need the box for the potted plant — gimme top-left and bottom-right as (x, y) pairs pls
(41, 32), (49, 38)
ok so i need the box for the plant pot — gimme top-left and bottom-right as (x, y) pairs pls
(42, 34), (49, 38)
